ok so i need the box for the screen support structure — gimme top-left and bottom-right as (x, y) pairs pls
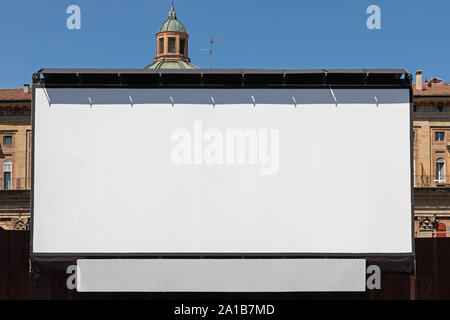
(30, 69), (414, 275)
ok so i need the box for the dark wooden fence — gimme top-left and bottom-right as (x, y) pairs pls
(0, 230), (79, 300)
(414, 238), (450, 299)
(1, 230), (450, 300)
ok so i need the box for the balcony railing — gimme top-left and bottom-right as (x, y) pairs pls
(0, 178), (30, 191)
(414, 175), (449, 188)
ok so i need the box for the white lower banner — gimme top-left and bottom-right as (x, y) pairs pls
(76, 259), (366, 292)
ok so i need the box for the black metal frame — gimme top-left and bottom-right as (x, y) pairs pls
(29, 68), (414, 260)
(33, 68), (412, 89)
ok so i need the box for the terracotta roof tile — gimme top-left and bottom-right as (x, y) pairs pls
(413, 82), (450, 96)
(0, 88), (32, 102)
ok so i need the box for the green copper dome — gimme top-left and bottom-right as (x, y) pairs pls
(145, 60), (198, 70)
(158, 6), (186, 33)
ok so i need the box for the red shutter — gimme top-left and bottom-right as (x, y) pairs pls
(437, 223), (447, 238)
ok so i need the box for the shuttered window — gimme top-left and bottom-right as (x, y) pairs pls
(180, 39), (185, 55)
(159, 38), (164, 54)
(168, 38), (176, 53)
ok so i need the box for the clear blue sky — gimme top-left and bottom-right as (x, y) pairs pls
(0, 0), (449, 88)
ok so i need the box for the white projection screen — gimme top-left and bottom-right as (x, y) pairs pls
(32, 86), (413, 255)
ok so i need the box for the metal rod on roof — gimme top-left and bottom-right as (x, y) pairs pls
(201, 37), (223, 69)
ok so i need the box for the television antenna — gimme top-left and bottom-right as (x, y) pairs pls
(201, 37), (223, 70)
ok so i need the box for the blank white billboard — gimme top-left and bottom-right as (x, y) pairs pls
(32, 88), (412, 254)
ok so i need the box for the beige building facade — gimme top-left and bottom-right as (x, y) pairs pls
(0, 87), (32, 230)
(413, 70), (450, 238)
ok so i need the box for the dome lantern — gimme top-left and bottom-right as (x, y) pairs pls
(145, 4), (198, 69)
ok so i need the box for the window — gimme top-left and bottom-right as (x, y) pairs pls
(159, 38), (164, 54)
(436, 158), (446, 183)
(3, 136), (12, 146)
(3, 160), (12, 190)
(180, 39), (186, 55)
(168, 37), (176, 53)
(435, 131), (445, 142)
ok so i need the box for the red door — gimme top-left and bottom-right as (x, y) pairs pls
(437, 223), (447, 238)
